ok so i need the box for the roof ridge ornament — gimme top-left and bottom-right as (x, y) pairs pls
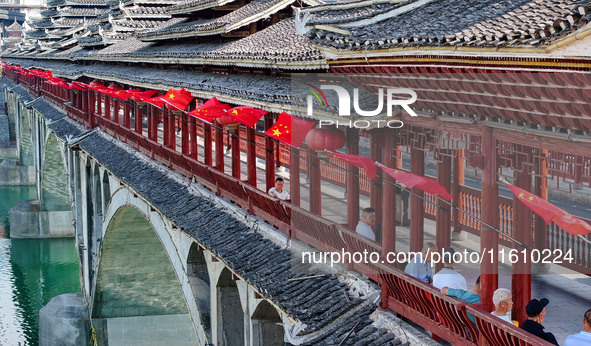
(294, 7), (311, 35)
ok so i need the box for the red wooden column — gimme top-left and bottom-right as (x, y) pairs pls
(265, 115), (275, 190)
(163, 109), (170, 147)
(204, 123), (213, 166)
(88, 92), (96, 128)
(246, 127), (256, 186)
(452, 149), (466, 240)
(190, 118), (198, 161)
(168, 111), (177, 151)
(113, 99), (120, 123)
(381, 130), (396, 253)
(231, 128), (240, 178)
(410, 145), (425, 253)
(104, 96), (111, 119)
(215, 121), (224, 171)
(575, 155), (583, 184)
(147, 107), (155, 141)
(533, 148), (549, 272)
(308, 146), (322, 215)
(480, 126), (499, 313)
(290, 146), (300, 206)
(436, 150), (452, 261)
(512, 145), (532, 325)
(123, 102), (131, 128)
(181, 113), (190, 155)
(370, 131), (383, 224)
(134, 105), (143, 134)
(347, 127), (360, 229)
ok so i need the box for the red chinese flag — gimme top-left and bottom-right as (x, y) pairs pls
(505, 183), (591, 235)
(88, 82), (106, 91)
(128, 89), (158, 102)
(47, 77), (71, 89)
(70, 81), (89, 90)
(264, 112), (314, 148)
(330, 151), (378, 180)
(187, 97), (230, 123)
(68, 82), (87, 91)
(227, 107), (267, 127)
(380, 165), (453, 201)
(145, 95), (165, 108)
(160, 88), (193, 111)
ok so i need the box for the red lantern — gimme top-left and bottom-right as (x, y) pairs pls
(305, 126), (346, 151)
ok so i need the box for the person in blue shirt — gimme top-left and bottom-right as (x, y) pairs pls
(564, 308), (591, 345)
(441, 276), (481, 324)
(404, 242), (437, 284)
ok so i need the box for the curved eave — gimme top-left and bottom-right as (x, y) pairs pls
(139, 0), (293, 41)
(166, 0), (234, 15)
(313, 23), (591, 62)
(74, 54), (328, 70)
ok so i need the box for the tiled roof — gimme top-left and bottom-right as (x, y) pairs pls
(24, 30), (48, 38)
(111, 19), (164, 29)
(30, 99), (67, 122)
(59, 6), (109, 16)
(303, 0), (408, 26)
(122, 5), (170, 18)
(2, 57), (296, 111)
(76, 19), (326, 69)
(46, 0), (107, 6)
(303, 0), (591, 51)
(40, 8), (60, 17)
(166, 0), (235, 15)
(137, 0), (294, 40)
(30, 19), (54, 28)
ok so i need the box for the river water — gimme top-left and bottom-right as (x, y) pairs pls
(0, 186), (80, 346)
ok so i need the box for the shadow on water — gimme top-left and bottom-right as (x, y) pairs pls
(0, 186), (80, 346)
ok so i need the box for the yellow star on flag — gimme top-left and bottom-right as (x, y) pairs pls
(273, 129), (282, 136)
(518, 192), (524, 198)
(232, 109), (238, 115)
(528, 196), (534, 201)
(169, 93), (175, 99)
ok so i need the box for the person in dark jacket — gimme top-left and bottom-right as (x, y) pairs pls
(520, 298), (559, 345)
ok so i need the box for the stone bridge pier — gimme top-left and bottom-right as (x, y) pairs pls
(4, 85), (74, 238)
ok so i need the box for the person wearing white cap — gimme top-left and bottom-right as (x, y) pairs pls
(564, 308), (591, 345)
(520, 298), (558, 345)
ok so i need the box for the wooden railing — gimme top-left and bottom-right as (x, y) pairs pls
(11, 76), (570, 346)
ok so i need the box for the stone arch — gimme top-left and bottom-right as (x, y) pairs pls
(217, 267), (245, 346)
(93, 204), (198, 345)
(187, 243), (211, 340)
(40, 133), (71, 211)
(251, 300), (284, 346)
(18, 105), (33, 166)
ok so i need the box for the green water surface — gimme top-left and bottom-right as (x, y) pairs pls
(0, 186), (80, 346)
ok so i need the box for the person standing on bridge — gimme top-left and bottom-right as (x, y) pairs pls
(268, 177), (290, 201)
(564, 308), (591, 345)
(520, 298), (558, 345)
